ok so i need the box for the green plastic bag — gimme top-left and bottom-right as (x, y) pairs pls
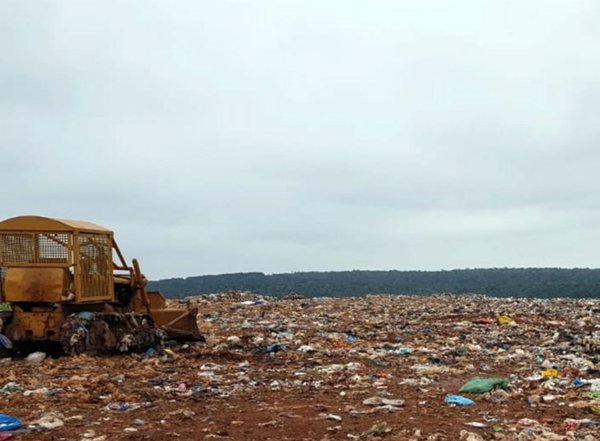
(586, 391), (600, 400)
(459, 377), (509, 394)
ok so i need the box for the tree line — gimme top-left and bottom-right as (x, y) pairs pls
(148, 268), (600, 298)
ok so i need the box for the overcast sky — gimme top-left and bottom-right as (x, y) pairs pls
(1, 1), (600, 279)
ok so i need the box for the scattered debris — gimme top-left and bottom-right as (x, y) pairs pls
(0, 292), (598, 440)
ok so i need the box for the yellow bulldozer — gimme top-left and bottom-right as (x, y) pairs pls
(0, 215), (202, 355)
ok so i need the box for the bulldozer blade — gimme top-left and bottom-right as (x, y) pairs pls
(150, 307), (204, 341)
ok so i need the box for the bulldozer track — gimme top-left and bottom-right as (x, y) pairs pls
(59, 312), (165, 355)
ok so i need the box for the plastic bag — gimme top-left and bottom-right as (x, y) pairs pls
(25, 351), (46, 363)
(541, 368), (558, 378)
(0, 414), (20, 432)
(497, 315), (512, 325)
(445, 395), (475, 406)
(0, 335), (12, 350)
(459, 377), (509, 394)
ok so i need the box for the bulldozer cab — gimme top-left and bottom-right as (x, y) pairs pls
(0, 216), (115, 303)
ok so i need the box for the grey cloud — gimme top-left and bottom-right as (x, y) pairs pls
(1, 1), (600, 278)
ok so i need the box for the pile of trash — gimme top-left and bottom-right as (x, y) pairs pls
(0, 292), (598, 440)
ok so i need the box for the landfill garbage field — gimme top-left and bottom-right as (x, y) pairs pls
(1, 293), (599, 441)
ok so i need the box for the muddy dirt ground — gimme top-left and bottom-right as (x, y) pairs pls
(1, 293), (598, 440)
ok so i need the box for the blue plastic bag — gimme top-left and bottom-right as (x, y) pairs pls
(445, 395), (475, 406)
(0, 335), (12, 349)
(572, 378), (584, 387)
(0, 414), (21, 431)
(78, 311), (95, 321)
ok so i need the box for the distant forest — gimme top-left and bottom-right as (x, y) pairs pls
(148, 268), (600, 299)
